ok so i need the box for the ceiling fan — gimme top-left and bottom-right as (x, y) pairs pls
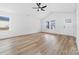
(32, 3), (47, 11)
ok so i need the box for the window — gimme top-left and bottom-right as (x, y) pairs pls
(0, 16), (9, 30)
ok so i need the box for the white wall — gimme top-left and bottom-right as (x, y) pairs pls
(41, 12), (76, 36)
(0, 3), (76, 39)
(76, 4), (79, 50)
(0, 3), (41, 39)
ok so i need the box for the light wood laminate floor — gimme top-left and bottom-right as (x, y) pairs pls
(0, 32), (78, 55)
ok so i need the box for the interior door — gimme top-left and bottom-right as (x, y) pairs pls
(64, 17), (74, 36)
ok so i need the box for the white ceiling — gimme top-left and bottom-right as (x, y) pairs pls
(0, 3), (76, 19)
(31, 3), (76, 19)
(46, 3), (76, 12)
(0, 3), (76, 13)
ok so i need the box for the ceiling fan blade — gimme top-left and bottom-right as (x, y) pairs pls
(37, 8), (39, 11)
(36, 3), (41, 6)
(41, 5), (47, 8)
(41, 8), (45, 11)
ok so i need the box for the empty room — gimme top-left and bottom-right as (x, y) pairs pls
(0, 3), (79, 55)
